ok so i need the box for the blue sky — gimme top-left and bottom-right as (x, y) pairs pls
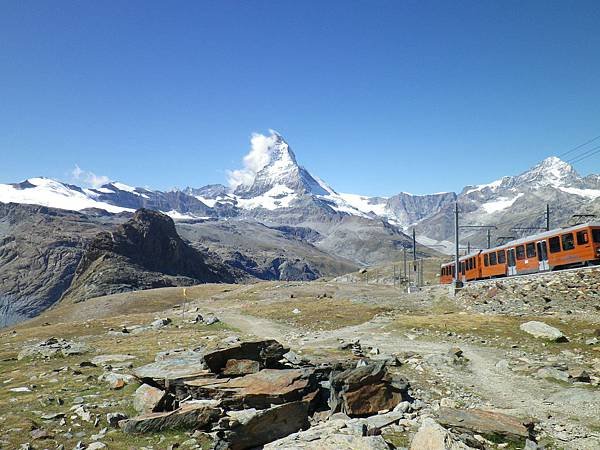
(1, 1), (599, 196)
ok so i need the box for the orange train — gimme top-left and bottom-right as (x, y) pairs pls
(440, 223), (600, 284)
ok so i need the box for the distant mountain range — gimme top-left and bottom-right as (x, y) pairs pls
(2, 131), (599, 253)
(3, 131), (600, 326)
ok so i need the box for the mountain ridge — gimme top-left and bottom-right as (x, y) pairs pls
(1, 133), (599, 254)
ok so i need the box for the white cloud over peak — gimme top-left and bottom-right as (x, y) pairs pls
(71, 164), (111, 188)
(227, 130), (279, 189)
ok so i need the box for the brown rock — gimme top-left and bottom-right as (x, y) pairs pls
(222, 359), (261, 377)
(133, 384), (172, 414)
(329, 362), (409, 417)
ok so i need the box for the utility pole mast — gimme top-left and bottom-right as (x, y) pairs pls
(487, 228), (492, 249)
(412, 228), (416, 262)
(454, 202), (461, 287)
(546, 204), (550, 231)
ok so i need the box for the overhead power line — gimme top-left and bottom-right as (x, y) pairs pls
(559, 134), (600, 158)
(567, 144), (600, 165)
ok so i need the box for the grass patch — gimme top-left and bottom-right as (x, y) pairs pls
(240, 297), (391, 331)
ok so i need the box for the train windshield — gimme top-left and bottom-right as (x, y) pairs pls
(593, 229), (600, 243)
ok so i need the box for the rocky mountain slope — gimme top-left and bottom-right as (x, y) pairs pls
(0, 203), (359, 326)
(60, 209), (238, 303)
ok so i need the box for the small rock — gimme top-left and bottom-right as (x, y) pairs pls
(106, 412), (128, 428)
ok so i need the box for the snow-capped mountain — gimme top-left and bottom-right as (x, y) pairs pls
(2, 132), (600, 257)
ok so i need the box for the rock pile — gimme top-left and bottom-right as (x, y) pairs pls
(457, 268), (600, 315)
(17, 337), (89, 360)
(116, 339), (412, 449)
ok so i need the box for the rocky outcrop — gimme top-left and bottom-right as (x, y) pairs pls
(61, 209), (237, 302)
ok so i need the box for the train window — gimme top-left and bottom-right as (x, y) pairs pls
(489, 252), (497, 265)
(593, 229), (600, 243)
(469, 258), (473, 270)
(460, 261), (465, 273)
(561, 233), (575, 251)
(516, 245), (525, 260)
(549, 236), (561, 253)
(484, 254), (489, 266)
(526, 242), (536, 258)
(451, 265), (455, 276)
(577, 230), (589, 245)
(497, 250), (506, 263)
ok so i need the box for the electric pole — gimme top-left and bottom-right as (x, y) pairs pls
(546, 203), (550, 231)
(454, 202), (461, 287)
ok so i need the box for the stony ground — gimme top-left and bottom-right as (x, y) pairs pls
(2, 269), (600, 449)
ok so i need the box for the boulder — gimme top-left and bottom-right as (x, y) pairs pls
(410, 417), (474, 450)
(119, 403), (221, 433)
(519, 321), (568, 342)
(436, 407), (532, 441)
(214, 400), (310, 450)
(134, 350), (209, 389)
(203, 340), (289, 373)
(185, 368), (318, 409)
(222, 359), (261, 377)
(329, 362), (409, 417)
(133, 384), (172, 414)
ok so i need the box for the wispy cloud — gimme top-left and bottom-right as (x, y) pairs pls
(71, 164), (110, 188)
(227, 130), (280, 190)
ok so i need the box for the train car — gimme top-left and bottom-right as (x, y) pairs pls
(480, 248), (507, 278)
(440, 251), (481, 284)
(440, 222), (600, 284)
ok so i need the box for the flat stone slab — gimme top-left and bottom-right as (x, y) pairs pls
(436, 407), (531, 441)
(134, 351), (209, 389)
(91, 354), (137, 366)
(185, 368), (317, 409)
(119, 403), (221, 433)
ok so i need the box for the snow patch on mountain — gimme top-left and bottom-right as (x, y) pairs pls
(336, 193), (388, 216)
(0, 178), (134, 213)
(559, 187), (600, 199)
(235, 185), (298, 210)
(480, 193), (524, 213)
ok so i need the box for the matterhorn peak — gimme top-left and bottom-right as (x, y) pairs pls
(232, 131), (332, 199)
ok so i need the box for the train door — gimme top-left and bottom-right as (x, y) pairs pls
(507, 248), (517, 276)
(536, 240), (550, 272)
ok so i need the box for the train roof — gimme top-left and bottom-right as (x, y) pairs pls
(485, 222), (600, 251)
(440, 222), (600, 267)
